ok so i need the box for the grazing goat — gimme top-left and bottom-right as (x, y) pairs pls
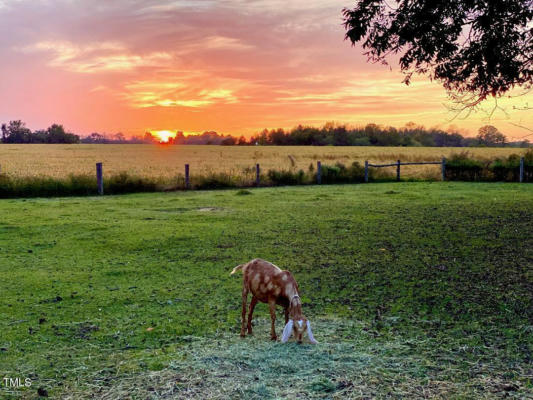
(230, 259), (318, 344)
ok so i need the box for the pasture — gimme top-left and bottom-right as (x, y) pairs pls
(0, 182), (532, 399)
(0, 144), (524, 180)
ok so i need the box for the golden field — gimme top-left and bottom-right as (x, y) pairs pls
(0, 144), (526, 179)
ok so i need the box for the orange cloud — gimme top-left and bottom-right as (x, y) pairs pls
(120, 78), (241, 109)
(19, 40), (172, 73)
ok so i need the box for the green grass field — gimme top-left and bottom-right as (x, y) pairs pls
(1, 183), (532, 398)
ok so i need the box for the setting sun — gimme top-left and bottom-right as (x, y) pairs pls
(152, 130), (175, 143)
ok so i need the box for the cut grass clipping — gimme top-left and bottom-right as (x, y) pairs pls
(62, 319), (530, 399)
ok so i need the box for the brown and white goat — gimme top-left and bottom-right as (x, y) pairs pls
(230, 259), (318, 344)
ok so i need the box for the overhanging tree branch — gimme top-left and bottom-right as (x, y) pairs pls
(343, 0), (533, 108)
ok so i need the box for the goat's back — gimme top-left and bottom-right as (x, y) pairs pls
(242, 259), (298, 304)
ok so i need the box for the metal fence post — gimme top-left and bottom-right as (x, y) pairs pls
(520, 157), (524, 183)
(442, 157), (446, 181)
(364, 160), (369, 183)
(396, 160), (401, 181)
(317, 161), (322, 184)
(96, 162), (103, 195)
(256, 163), (260, 186)
(185, 164), (190, 189)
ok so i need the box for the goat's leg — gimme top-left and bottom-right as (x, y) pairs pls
(268, 299), (277, 340)
(247, 296), (258, 335)
(240, 287), (248, 337)
(284, 306), (289, 324)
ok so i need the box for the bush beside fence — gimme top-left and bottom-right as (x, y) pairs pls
(445, 150), (532, 182)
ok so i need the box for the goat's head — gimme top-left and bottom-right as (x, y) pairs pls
(281, 295), (318, 344)
(281, 318), (318, 344)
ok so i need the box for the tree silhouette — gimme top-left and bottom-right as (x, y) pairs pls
(221, 136), (236, 145)
(0, 121), (80, 143)
(114, 133), (126, 142)
(1, 120), (31, 143)
(343, 1), (532, 107)
(477, 125), (507, 147)
(46, 124), (79, 144)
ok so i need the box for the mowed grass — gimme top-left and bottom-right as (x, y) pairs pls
(0, 182), (532, 398)
(0, 144), (525, 180)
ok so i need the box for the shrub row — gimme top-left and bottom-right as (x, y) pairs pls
(445, 149), (533, 182)
(0, 173), (163, 198)
(0, 162), (370, 198)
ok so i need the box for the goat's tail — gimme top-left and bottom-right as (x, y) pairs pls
(230, 263), (245, 276)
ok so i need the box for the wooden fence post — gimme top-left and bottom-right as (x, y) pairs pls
(96, 162), (103, 195)
(317, 161), (322, 184)
(520, 157), (524, 183)
(364, 160), (369, 183)
(396, 160), (401, 181)
(256, 163), (260, 186)
(442, 157), (446, 181)
(185, 164), (190, 189)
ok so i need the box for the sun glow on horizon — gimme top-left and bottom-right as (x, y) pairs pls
(151, 130), (175, 143)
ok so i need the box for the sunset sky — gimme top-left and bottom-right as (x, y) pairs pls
(1, 0), (531, 139)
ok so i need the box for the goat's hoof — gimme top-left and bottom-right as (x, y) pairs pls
(240, 332), (246, 338)
(270, 336), (277, 341)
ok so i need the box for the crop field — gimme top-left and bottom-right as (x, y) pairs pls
(0, 144), (524, 180)
(1, 182), (532, 399)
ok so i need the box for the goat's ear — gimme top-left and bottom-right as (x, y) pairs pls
(281, 319), (294, 343)
(306, 320), (318, 344)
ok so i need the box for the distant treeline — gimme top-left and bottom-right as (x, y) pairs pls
(1, 121), (79, 144)
(1, 120), (530, 147)
(245, 123), (529, 148)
